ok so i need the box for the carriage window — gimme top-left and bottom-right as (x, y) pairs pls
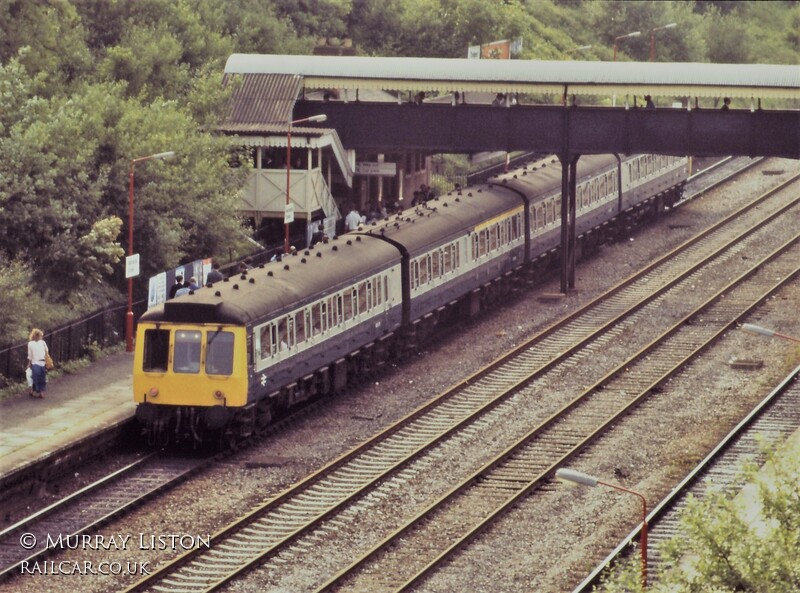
(286, 315), (297, 348)
(295, 311), (306, 343)
(334, 294), (344, 325)
(348, 287), (357, 318)
(419, 256), (429, 285)
(443, 245), (452, 273)
(357, 282), (367, 312)
(431, 250), (441, 279)
(206, 331), (234, 375)
(511, 214), (521, 240)
(173, 330), (202, 374)
(366, 280), (374, 310)
(143, 329), (170, 372)
(412, 260), (420, 289)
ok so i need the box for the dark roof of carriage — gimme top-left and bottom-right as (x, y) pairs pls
(140, 236), (400, 326)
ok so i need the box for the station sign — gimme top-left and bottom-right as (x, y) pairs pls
(125, 254), (140, 279)
(356, 162), (397, 177)
(284, 203), (295, 223)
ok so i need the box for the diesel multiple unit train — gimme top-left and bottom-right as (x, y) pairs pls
(134, 153), (688, 445)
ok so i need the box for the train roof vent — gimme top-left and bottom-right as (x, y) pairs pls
(332, 245), (338, 251)
(301, 258), (307, 263)
(249, 278), (255, 283)
(215, 291), (221, 297)
(284, 264), (290, 270)
(268, 271), (273, 276)
(233, 284), (239, 290)
(317, 252), (322, 257)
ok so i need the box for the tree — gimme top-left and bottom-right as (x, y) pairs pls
(0, 64), (119, 299)
(0, 0), (92, 95)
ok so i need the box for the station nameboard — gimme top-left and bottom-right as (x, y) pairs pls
(355, 162), (397, 176)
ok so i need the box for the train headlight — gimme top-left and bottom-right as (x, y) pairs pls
(214, 390), (225, 400)
(148, 387), (159, 398)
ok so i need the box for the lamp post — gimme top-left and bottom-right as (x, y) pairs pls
(285, 114), (328, 253)
(741, 323), (800, 344)
(613, 31), (641, 61)
(649, 23), (677, 62)
(126, 151), (175, 353)
(556, 468), (649, 589)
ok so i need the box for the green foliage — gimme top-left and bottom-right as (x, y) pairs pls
(0, 0), (797, 337)
(0, 260), (46, 344)
(598, 439), (800, 592)
(0, 0), (92, 95)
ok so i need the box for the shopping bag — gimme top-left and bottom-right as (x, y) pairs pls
(26, 367), (33, 387)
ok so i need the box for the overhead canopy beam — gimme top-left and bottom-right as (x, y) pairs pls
(293, 101), (800, 158)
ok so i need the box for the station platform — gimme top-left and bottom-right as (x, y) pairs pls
(0, 351), (135, 486)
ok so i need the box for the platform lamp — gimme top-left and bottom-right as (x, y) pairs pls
(741, 323), (800, 344)
(285, 114), (328, 253)
(613, 31), (641, 61)
(650, 23), (677, 62)
(126, 151), (175, 353)
(556, 468), (649, 589)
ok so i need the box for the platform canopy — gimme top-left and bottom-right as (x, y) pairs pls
(225, 54), (800, 100)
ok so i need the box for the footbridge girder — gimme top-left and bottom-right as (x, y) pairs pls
(294, 101), (800, 159)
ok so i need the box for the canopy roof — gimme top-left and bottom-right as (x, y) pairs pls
(225, 54), (800, 100)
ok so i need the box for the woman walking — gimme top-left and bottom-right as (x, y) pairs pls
(27, 328), (49, 398)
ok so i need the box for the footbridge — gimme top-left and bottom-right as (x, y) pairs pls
(224, 54), (800, 290)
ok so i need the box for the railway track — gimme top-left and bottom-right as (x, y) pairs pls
(315, 240), (798, 593)
(118, 172), (799, 592)
(0, 453), (205, 579)
(573, 365), (800, 592)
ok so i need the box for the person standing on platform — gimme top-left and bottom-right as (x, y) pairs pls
(311, 221), (325, 246)
(645, 95), (655, 109)
(345, 206), (362, 232)
(206, 262), (224, 285)
(27, 328), (49, 398)
(168, 275), (183, 299)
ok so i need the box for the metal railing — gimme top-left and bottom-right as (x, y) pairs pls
(0, 300), (147, 389)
